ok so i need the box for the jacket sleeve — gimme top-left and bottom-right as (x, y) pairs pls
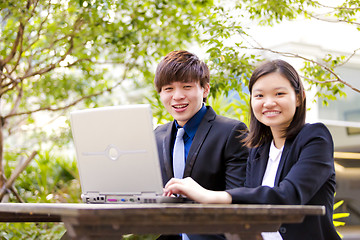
(224, 122), (249, 189)
(226, 123), (335, 205)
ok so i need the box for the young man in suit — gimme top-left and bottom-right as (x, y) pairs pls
(154, 50), (249, 240)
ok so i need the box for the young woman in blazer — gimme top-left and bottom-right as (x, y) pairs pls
(164, 59), (341, 240)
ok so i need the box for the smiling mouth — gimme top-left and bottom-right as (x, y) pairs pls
(263, 111), (280, 116)
(173, 104), (188, 109)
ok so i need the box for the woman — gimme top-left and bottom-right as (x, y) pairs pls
(164, 59), (341, 240)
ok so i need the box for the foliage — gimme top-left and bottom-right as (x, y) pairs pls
(3, 148), (81, 202)
(198, 0), (360, 105)
(0, 149), (80, 238)
(1, 0), (359, 169)
(301, 55), (347, 106)
(123, 234), (160, 240)
(1, 0), (360, 238)
(0, 0), (215, 237)
(207, 91), (249, 124)
(0, 222), (66, 240)
(0, 0), (215, 192)
(333, 199), (350, 238)
(148, 0), (360, 120)
(139, 0), (360, 120)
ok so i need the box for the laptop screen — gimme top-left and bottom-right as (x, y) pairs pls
(70, 104), (164, 201)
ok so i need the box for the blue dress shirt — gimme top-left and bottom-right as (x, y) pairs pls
(173, 104), (207, 162)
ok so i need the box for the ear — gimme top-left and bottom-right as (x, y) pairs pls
(296, 90), (305, 107)
(203, 83), (210, 98)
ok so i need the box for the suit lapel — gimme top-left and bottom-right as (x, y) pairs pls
(252, 140), (291, 187)
(253, 143), (271, 186)
(183, 107), (215, 177)
(162, 122), (175, 180)
(274, 140), (290, 186)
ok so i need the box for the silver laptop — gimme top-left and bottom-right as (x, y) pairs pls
(70, 104), (187, 204)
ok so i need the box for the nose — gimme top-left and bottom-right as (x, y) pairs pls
(172, 89), (185, 100)
(263, 97), (276, 108)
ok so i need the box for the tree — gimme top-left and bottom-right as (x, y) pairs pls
(200, 0), (360, 104)
(145, 0), (360, 124)
(0, 0), (215, 200)
(1, 0), (360, 202)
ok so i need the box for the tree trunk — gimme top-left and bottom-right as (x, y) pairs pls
(0, 116), (4, 188)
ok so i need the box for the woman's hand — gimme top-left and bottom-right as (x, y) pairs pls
(164, 177), (232, 204)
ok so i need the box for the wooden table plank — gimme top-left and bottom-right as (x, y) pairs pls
(0, 203), (325, 240)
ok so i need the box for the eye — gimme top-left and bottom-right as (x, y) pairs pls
(184, 85), (192, 89)
(253, 94), (263, 98)
(162, 86), (173, 91)
(276, 92), (285, 96)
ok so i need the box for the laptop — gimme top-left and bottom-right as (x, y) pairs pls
(70, 104), (188, 204)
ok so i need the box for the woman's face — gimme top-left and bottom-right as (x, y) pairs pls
(251, 72), (300, 135)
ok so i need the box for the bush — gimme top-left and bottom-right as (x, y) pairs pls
(1, 149), (81, 239)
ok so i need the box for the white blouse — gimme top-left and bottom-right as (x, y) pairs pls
(262, 140), (283, 187)
(261, 140), (284, 240)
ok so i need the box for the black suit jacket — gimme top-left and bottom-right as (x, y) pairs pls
(227, 123), (341, 240)
(155, 106), (249, 191)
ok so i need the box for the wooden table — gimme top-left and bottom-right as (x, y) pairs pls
(0, 203), (324, 240)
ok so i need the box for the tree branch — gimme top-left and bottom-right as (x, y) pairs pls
(6, 115), (27, 137)
(7, 0), (40, 76)
(3, 63), (129, 120)
(1, 56), (93, 97)
(31, 34), (73, 64)
(6, 84), (24, 125)
(25, 1), (51, 53)
(0, 151), (37, 201)
(307, 0), (360, 11)
(1, 22), (25, 67)
(23, 37), (74, 79)
(0, 71), (18, 85)
(300, 75), (338, 84)
(23, 16), (84, 79)
(337, 48), (360, 67)
(9, 185), (25, 203)
(21, 2), (51, 78)
(303, 9), (360, 26)
(1, 0), (37, 91)
(0, 74), (22, 97)
(247, 46), (360, 93)
(0, 9), (11, 26)
(0, 174), (25, 203)
(4, 82), (122, 119)
(9, 33), (25, 76)
(299, 1), (360, 26)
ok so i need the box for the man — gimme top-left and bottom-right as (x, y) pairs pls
(154, 50), (249, 240)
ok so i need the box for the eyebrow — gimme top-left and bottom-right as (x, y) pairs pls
(252, 86), (288, 92)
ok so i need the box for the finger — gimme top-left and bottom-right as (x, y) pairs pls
(163, 188), (172, 196)
(162, 189), (169, 197)
(165, 178), (183, 188)
(166, 183), (186, 196)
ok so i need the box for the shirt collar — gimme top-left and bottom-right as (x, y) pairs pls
(269, 140), (284, 162)
(175, 104), (207, 139)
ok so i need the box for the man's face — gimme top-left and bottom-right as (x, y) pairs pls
(160, 81), (210, 127)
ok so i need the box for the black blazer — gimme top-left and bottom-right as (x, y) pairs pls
(227, 123), (341, 240)
(155, 106), (249, 190)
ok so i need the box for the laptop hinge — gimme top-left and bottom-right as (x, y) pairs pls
(140, 192), (158, 196)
